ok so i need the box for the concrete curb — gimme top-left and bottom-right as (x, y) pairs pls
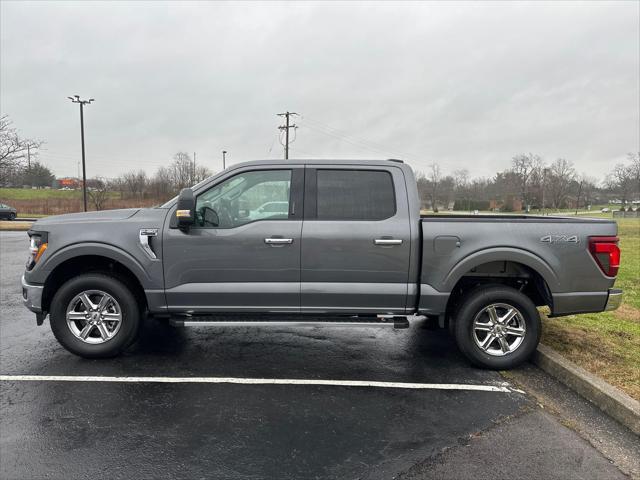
(533, 344), (640, 435)
(0, 221), (32, 232)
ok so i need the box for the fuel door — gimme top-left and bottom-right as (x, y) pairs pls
(434, 235), (461, 255)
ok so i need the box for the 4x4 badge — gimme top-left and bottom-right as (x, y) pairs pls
(540, 235), (579, 244)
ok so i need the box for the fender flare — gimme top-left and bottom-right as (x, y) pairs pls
(40, 242), (153, 288)
(442, 247), (560, 292)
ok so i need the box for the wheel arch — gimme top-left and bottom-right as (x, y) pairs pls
(41, 246), (150, 317)
(443, 247), (559, 293)
(443, 249), (556, 325)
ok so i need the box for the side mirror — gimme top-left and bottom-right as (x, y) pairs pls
(176, 188), (195, 229)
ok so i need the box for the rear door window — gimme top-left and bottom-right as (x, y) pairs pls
(316, 169), (396, 220)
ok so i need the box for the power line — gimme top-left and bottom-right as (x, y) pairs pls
(303, 116), (392, 150)
(277, 111), (298, 160)
(298, 122), (403, 159)
(299, 115), (421, 161)
(267, 132), (278, 159)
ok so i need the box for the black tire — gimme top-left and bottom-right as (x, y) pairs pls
(9, 213), (15, 221)
(50, 273), (141, 358)
(453, 285), (541, 369)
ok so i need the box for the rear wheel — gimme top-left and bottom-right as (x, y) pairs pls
(453, 286), (541, 369)
(8, 212), (15, 221)
(50, 273), (141, 358)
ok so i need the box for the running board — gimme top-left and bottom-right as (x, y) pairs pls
(169, 315), (410, 329)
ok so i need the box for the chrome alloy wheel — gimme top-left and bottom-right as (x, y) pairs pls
(472, 303), (526, 356)
(66, 290), (122, 344)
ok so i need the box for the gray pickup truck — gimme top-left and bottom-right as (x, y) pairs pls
(21, 159), (622, 369)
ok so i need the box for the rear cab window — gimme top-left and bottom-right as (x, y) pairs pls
(313, 169), (396, 220)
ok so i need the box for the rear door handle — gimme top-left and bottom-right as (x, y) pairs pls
(264, 238), (293, 245)
(374, 238), (403, 246)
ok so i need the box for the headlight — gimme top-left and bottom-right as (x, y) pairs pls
(26, 231), (48, 271)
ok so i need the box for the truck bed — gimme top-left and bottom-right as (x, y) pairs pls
(418, 214), (617, 316)
(420, 214), (615, 223)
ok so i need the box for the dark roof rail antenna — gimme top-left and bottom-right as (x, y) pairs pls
(387, 158), (404, 163)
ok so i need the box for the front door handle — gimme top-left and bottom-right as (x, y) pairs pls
(264, 238), (293, 245)
(374, 238), (403, 246)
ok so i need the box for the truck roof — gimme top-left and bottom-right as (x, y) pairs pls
(226, 158), (406, 169)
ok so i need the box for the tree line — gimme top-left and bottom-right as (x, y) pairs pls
(78, 150), (640, 212)
(2, 114), (639, 212)
(0, 115), (53, 187)
(87, 152), (212, 210)
(416, 153), (639, 212)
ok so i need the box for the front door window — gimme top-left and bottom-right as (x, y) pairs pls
(195, 169), (292, 228)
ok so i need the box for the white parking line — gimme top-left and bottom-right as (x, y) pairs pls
(0, 375), (512, 392)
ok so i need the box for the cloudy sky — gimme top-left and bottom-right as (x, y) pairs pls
(1, 1), (638, 179)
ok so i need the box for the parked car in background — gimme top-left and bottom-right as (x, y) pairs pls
(0, 203), (17, 220)
(249, 201), (289, 220)
(601, 207), (610, 213)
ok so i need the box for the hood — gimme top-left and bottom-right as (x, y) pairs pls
(33, 208), (140, 226)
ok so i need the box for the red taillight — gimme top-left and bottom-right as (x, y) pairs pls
(588, 236), (620, 277)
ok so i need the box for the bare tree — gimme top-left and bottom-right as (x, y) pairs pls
(453, 169), (469, 189)
(0, 115), (43, 185)
(578, 174), (598, 209)
(122, 170), (148, 200)
(428, 162), (441, 212)
(547, 158), (576, 209)
(415, 171), (429, 209)
(87, 177), (111, 211)
(150, 166), (174, 199)
(194, 164), (212, 184)
(628, 152), (640, 198)
(511, 153), (542, 209)
(605, 163), (635, 207)
(453, 168), (470, 210)
(171, 152), (194, 190)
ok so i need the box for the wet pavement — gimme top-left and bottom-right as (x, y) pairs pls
(1, 231), (636, 479)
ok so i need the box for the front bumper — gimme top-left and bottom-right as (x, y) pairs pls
(21, 274), (43, 313)
(604, 288), (623, 312)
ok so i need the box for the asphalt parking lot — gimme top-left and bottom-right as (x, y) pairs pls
(1, 231), (638, 480)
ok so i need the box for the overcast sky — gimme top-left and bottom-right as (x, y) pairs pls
(1, 1), (638, 179)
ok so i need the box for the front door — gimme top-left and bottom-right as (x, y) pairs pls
(163, 167), (304, 313)
(300, 165), (412, 314)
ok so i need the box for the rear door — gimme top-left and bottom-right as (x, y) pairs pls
(300, 165), (412, 313)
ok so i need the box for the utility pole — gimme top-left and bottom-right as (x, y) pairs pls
(277, 112), (298, 159)
(68, 95), (94, 212)
(541, 168), (548, 216)
(222, 150), (227, 170)
(27, 144), (31, 170)
(575, 180), (583, 216)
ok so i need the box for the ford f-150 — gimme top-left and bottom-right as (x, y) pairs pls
(21, 159), (622, 368)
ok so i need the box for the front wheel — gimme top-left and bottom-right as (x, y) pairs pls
(8, 212), (15, 221)
(453, 286), (541, 369)
(50, 273), (141, 358)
